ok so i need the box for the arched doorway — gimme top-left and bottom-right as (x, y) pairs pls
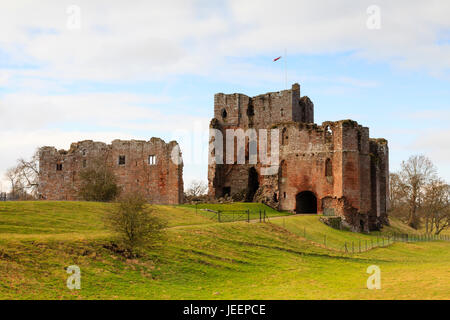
(295, 191), (317, 214)
(246, 167), (259, 202)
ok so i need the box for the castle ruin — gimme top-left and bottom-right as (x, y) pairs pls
(208, 83), (389, 232)
(39, 138), (184, 204)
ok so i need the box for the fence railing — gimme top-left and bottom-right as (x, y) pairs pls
(199, 209), (270, 223)
(275, 217), (450, 254)
(196, 208), (449, 253)
(341, 233), (450, 254)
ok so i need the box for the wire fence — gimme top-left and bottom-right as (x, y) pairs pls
(322, 231), (449, 254)
(273, 218), (450, 254)
(195, 207), (450, 254)
(197, 209), (271, 223)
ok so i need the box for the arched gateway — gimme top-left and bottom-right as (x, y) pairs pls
(295, 191), (317, 214)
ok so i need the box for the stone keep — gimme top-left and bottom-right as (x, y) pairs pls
(39, 138), (184, 204)
(208, 83), (389, 232)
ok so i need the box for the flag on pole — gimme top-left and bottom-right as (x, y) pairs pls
(273, 56), (282, 62)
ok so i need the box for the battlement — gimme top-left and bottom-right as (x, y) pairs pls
(208, 82), (389, 232)
(213, 83), (313, 128)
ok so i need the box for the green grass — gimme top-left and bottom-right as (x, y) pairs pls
(0, 201), (449, 300)
(270, 215), (423, 251)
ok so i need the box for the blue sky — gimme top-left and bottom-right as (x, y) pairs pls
(0, 0), (449, 191)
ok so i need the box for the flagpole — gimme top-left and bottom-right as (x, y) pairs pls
(284, 48), (287, 90)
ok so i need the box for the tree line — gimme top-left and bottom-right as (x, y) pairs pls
(389, 155), (449, 235)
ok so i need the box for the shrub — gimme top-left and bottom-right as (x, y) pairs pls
(104, 193), (167, 255)
(78, 158), (120, 201)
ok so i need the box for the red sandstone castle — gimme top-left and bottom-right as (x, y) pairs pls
(208, 84), (389, 232)
(38, 138), (184, 205)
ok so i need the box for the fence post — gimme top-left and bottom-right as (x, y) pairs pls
(304, 227), (306, 238)
(247, 210), (250, 223)
(218, 210), (221, 223)
(324, 235), (327, 247)
(371, 239), (373, 249)
(344, 242), (348, 253)
(259, 210), (261, 223)
(382, 237), (384, 246)
(352, 241), (354, 254)
(365, 240), (368, 251)
(359, 240), (361, 253)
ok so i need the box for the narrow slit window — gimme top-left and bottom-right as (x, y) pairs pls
(325, 158), (332, 177)
(82, 159), (87, 168)
(56, 163), (63, 171)
(118, 155), (126, 165)
(148, 155), (156, 165)
(282, 127), (289, 145)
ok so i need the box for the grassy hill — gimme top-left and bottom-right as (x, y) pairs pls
(0, 201), (449, 299)
(270, 215), (422, 251)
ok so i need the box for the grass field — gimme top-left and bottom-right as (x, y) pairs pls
(270, 215), (423, 251)
(0, 201), (449, 300)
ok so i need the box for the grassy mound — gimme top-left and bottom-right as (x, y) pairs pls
(0, 201), (449, 299)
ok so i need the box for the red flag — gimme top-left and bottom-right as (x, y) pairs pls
(273, 56), (282, 62)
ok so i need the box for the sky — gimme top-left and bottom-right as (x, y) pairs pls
(0, 0), (450, 192)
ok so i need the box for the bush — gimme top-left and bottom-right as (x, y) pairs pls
(104, 193), (167, 255)
(78, 158), (120, 201)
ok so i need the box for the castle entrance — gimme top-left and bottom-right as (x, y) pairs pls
(246, 167), (259, 202)
(295, 191), (317, 214)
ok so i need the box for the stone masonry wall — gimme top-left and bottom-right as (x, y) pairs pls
(208, 83), (389, 232)
(39, 138), (184, 204)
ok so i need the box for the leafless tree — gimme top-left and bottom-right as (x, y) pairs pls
(5, 167), (20, 199)
(399, 155), (436, 229)
(185, 180), (208, 197)
(4, 150), (40, 200)
(16, 151), (40, 197)
(422, 179), (449, 235)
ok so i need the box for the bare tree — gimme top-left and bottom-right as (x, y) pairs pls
(3, 150), (40, 200)
(422, 179), (449, 235)
(5, 167), (21, 199)
(389, 173), (405, 209)
(185, 180), (207, 197)
(16, 150), (40, 197)
(399, 155), (436, 229)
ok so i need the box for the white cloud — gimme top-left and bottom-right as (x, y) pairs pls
(1, 0), (450, 189)
(1, 1), (450, 82)
(0, 90), (211, 192)
(410, 129), (450, 181)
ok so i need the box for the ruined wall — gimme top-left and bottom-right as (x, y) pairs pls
(208, 83), (389, 232)
(39, 138), (184, 204)
(369, 139), (389, 229)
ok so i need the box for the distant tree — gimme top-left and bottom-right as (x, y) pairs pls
(185, 180), (207, 197)
(422, 179), (449, 235)
(16, 151), (40, 197)
(78, 157), (120, 201)
(399, 155), (436, 229)
(388, 172), (409, 221)
(5, 167), (21, 200)
(104, 193), (166, 255)
(4, 150), (40, 200)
